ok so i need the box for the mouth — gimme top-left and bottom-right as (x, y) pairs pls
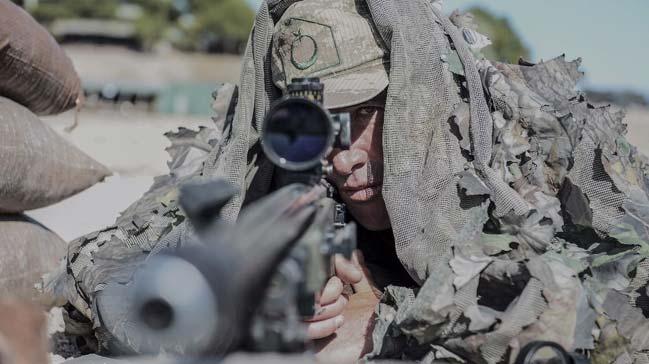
(341, 185), (382, 202)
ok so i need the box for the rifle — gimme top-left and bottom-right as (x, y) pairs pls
(122, 78), (356, 356)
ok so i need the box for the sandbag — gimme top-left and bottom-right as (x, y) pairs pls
(0, 215), (67, 305)
(0, 0), (82, 115)
(0, 97), (111, 212)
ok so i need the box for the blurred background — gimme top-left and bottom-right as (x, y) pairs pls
(12, 0), (253, 240)
(12, 0), (647, 241)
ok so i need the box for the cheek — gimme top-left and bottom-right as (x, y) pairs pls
(330, 112), (385, 162)
(363, 116), (384, 160)
(375, 121), (384, 158)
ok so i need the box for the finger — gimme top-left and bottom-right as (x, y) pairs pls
(319, 276), (343, 306)
(307, 295), (348, 322)
(351, 250), (373, 293)
(353, 249), (365, 266)
(334, 254), (362, 284)
(306, 315), (344, 340)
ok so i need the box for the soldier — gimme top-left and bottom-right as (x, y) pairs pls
(51, 0), (649, 363)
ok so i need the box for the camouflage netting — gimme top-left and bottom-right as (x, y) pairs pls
(47, 0), (649, 362)
(45, 84), (236, 351)
(364, 12), (649, 364)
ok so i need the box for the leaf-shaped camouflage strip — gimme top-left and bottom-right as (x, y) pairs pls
(165, 126), (220, 180)
(517, 55), (583, 110)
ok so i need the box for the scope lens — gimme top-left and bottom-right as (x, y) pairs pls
(264, 100), (331, 168)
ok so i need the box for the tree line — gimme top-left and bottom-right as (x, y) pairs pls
(11, 0), (255, 53)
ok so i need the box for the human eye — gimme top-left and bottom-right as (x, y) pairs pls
(356, 106), (380, 117)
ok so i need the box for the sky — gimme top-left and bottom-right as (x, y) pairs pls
(244, 0), (649, 97)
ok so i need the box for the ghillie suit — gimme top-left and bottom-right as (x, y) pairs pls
(365, 55), (649, 364)
(361, 10), (649, 364)
(47, 0), (649, 362)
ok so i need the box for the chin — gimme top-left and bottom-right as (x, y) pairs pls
(346, 199), (391, 231)
(343, 186), (382, 203)
(359, 220), (392, 231)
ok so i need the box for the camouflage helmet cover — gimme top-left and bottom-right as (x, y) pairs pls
(271, 0), (390, 109)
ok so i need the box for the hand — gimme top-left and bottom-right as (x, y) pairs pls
(305, 252), (365, 340)
(314, 251), (381, 364)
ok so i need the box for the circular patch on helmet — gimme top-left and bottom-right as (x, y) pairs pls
(290, 31), (318, 70)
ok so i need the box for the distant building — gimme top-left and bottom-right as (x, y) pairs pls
(50, 18), (140, 49)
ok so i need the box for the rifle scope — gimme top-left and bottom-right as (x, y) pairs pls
(261, 78), (351, 172)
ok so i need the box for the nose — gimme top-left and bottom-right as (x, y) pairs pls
(331, 148), (368, 176)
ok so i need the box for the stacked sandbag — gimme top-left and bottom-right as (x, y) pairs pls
(0, 97), (111, 212)
(0, 215), (67, 306)
(0, 0), (82, 115)
(0, 98), (111, 303)
(0, 2), (111, 305)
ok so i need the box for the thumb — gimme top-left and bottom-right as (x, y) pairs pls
(350, 250), (375, 294)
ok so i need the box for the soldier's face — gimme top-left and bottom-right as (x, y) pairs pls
(327, 94), (390, 231)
